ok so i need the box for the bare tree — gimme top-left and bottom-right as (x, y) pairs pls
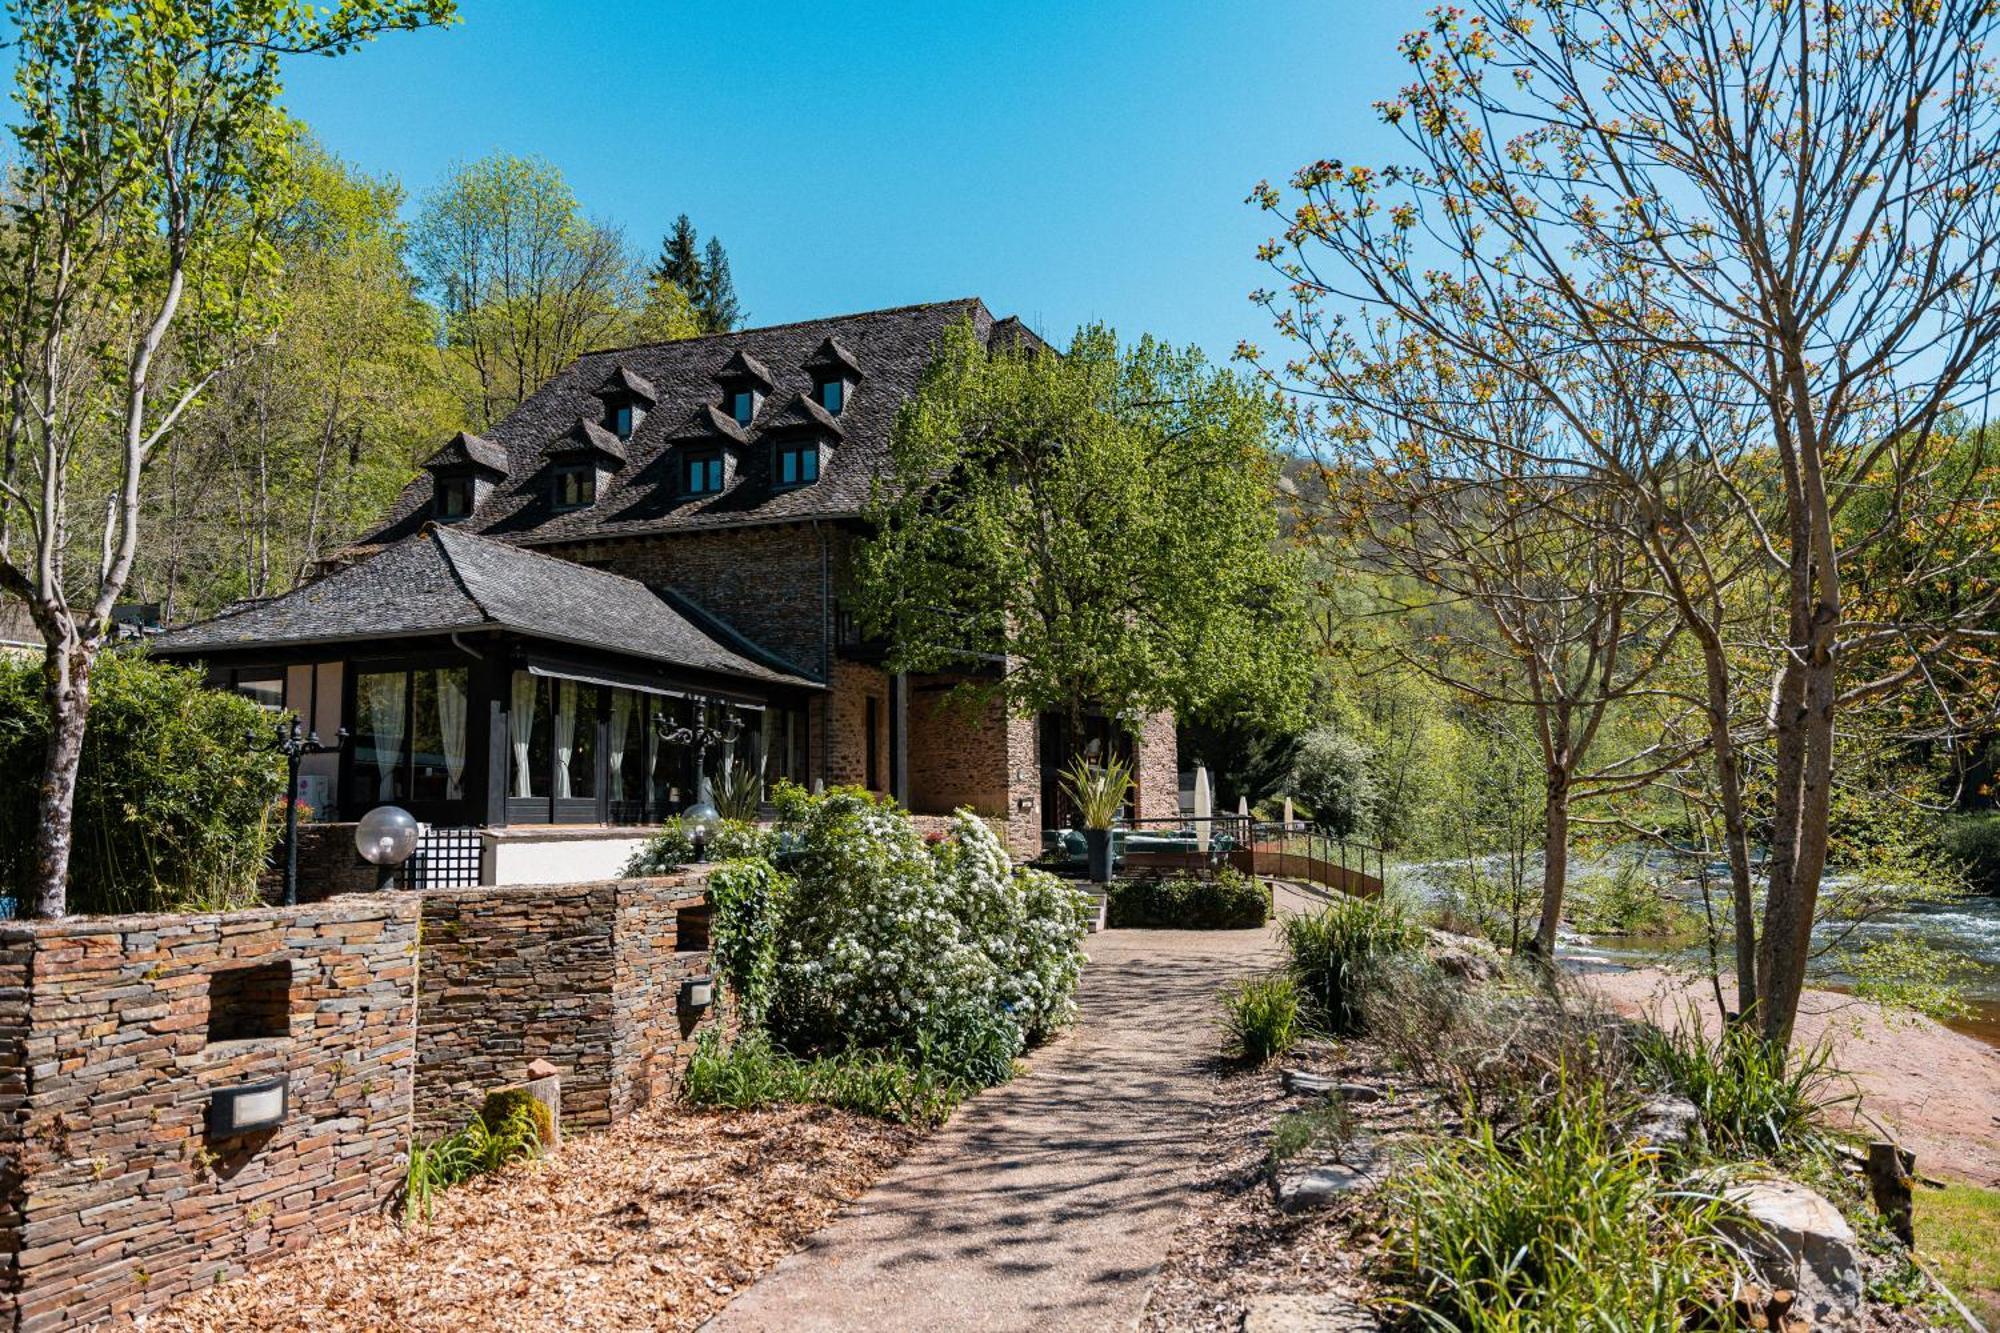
(1256, 0), (2000, 1046)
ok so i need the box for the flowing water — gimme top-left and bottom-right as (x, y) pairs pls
(1392, 858), (2000, 1050)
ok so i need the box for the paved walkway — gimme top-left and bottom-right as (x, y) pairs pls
(701, 899), (1302, 1332)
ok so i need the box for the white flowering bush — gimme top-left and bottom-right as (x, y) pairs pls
(756, 784), (1089, 1085)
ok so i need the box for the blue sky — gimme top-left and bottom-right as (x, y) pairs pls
(281, 1), (1421, 364)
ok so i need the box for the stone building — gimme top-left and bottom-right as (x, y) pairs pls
(153, 298), (1176, 869)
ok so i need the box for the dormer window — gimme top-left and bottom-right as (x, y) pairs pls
(728, 389), (757, 426)
(434, 475), (475, 521)
(553, 464), (596, 510)
(814, 376), (844, 415)
(684, 451), (723, 496)
(609, 402), (636, 440)
(775, 442), (820, 488)
(593, 365), (655, 443)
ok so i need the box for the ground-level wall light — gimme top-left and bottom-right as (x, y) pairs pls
(208, 1075), (288, 1137)
(355, 805), (420, 890)
(680, 976), (714, 1011)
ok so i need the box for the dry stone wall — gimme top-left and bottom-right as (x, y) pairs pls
(0, 898), (417, 1332)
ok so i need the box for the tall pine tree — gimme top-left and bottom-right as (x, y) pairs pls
(651, 214), (703, 296)
(698, 235), (741, 332)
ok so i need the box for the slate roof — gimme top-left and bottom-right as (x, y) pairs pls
(594, 365), (656, 404)
(361, 298), (1046, 549)
(151, 526), (821, 688)
(423, 430), (510, 476)
(553, 418), (628, 464)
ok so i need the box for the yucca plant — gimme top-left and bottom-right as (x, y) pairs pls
(1058, 754), (1133, 830)
(713, 759), (765, 822)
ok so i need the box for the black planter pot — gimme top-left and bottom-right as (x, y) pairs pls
(1084, 827), (1114, 883)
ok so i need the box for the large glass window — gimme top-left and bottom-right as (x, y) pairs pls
(510, 672), (552, 798)
(555, 680), (598, 800)
(354, 667), (467, 807)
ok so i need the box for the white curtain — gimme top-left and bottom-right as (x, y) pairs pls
(608, 692), (633, 803)
(510, 672), (536, 798)
(554, 680), (577, 799)
(363, 674), (406, 802)
(644, 704), (660, 811)
(437, 669), (468, 800)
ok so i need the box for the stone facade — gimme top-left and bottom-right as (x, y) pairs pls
(555, 524), (841, 680)
(0, 898), (418, 1332)
(824, 659), (890, 793)
(257, 822), (375, 904)
(412, 874), (729, 1135)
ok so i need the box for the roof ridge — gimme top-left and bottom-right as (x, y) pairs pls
(651, 584), (823, 683)
(425, 524), (498, 624)
(575, 296), (991, 359)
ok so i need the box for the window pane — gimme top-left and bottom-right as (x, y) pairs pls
(409, 666), (469, 803)
(234, 676), (284, 710)
(780, 450), (797, 485)
(802, 448), (818, 482)
(354, 671), (409, 803)
(650, 695), (696, 817)
(609, 689), (644, 820)
(818, 379), (842, 412)
(555, 681), (598, 800)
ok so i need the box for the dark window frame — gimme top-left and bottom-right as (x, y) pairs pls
(728, 389), (756, 426)
(683, 450), (724, 496)
(773, 440), (820, 489)
(814, 376), (844, 414)
(552, 463), (596, 510)
(434, 473), (475, 521)
(608, 402), (635, 440)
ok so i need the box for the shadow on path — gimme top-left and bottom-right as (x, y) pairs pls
(700, 922), (1285, 1332)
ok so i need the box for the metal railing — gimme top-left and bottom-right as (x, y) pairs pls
(1043, 816), (1387, 898)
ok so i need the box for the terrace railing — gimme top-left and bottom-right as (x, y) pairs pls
(1096, 816), (1387, 899)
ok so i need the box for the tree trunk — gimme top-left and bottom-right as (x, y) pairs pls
(1534, 774), (1569, 958)
(1758, 612), (1839, 1048)
(30, 639), (92, 919)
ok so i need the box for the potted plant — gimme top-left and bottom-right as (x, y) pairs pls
(1060, 754), (1134, 883)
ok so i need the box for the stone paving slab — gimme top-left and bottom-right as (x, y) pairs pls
(700, 909), (1294, 1332)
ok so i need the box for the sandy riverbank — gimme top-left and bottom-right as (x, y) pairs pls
(1585, 968), (2000, 1188)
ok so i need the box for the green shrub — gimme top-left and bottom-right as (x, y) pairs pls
(1292, 724), (1377, 839)
(1938, 812), (2000, 895)
(760, 785), (1086, 1084)
(1106, 867), (1270, 929)
(1269, 1098), (1353, 1168)
(1281, 895), (1424, 1035)
(1390, 1082), (1737, 1331)
(1634, 1016), (1852, 1161)
(682, 1029), (971, 1129)
(401, 1096), (546, 1224)
(1565, 861), (1690, 937)
(1220, 972), (1303, 1064)
(622, 819), (696, 875)
(0, 652), (284, 914)
(708, 855), (789, 1024)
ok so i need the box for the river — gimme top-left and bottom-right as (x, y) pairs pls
(1390, 858), (2000, 1049)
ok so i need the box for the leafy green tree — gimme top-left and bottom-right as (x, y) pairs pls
(413, 153), (639, 426)
(142, 137), (458, 618)
(1291, 725), (1376, 840)
(635, 274), (702, 342)
(853, 320), (1313, 736)
(0, 0), (452, 918)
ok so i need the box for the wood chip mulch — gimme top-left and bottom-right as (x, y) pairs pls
(138, 1101), (921, 1332)
(1139, 1039), (1449, 1331)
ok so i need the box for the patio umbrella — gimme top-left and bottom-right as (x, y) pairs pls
(1194, 766), (1211, 852)
(1283, 796), (1294, 829)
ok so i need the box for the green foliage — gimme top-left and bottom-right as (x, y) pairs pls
(1291, 725), (1377, 839)
(1177, 708), (1304, 817)
(758, 785), (1088, 1083)
(1281, 895), (1425, 1035)
(1565, 861), (1690, 938)
(1633, 1018), (1851, 1161)
(0, 653), (284, 913)
(1219, 972), (1303, 1065)
(853, 320), (1313, 730)
(401, 1094), (544, 1225)
(1057, 754), (1132, 830)
(707, 855), (788, 1025)
(1937, 812), (2000, 895)
(647, 214), (740, 335)
(682, 1029), (971, 1129)
(1268, 1098), (1353, 1167)
(1107, 868), (1270, 929)
(712, 760), (764, 822)
(1388, 1083), (1737, 1332)
(412, 153), (639, 427)
(1847, 934), (1972, 1025)
(622, 820), (696, 875)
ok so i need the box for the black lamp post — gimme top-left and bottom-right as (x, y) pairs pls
(249, 718), (345, 907)
(656, 703), (744, 859)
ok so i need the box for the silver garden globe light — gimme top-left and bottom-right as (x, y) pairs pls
(355, 805), (420, 890)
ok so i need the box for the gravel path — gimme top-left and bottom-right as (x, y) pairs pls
(700, 901), (1303, 1333)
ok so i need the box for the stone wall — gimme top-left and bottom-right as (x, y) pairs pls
(0, 898), (418, 1332)
(906, 680), (1007, 818)
(412, 874), (727, 1135)
(1133, 710), (1179, 824)
(257, 822), (376, 904)
(823, 659), (890, 793)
